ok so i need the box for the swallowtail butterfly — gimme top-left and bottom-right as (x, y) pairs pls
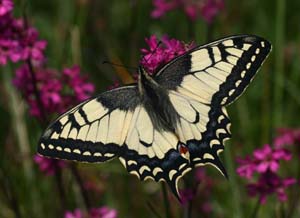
(38, 35), (271, 200)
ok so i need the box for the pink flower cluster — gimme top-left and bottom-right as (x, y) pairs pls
(236, 144), (291, 179)
(14, 64), (94, 175)
(65, 207), (118, 218)
(151, 0), (224, 23)
(13, 64), (95, 118)
(0, 1), (46, 65)
(0, 0), (13, 16)
(179, 168), (213, 214)
(247, 172), (296, 204)
(0, 1), (95, 176)
(141, 35), (194, 73)
(236, 144), (296, 204)
(34, 155), (66, 176)
(273, 128), (300, 149)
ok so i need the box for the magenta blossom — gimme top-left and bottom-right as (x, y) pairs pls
(34, 155), (66, 176)
(273, 128), (300, 149)
(13, 64), (94, 119)
(65, 209), (83, 218)
(236, 156), (256, 179)
(199, 0), (224, 23)
(63, 65), (95, 102)
(247, 171), (296, 204)
(253, 144), (291, 173)
(151, 0), (178, 18)
(64, 207), (118, 218)
(140, 34), (194, 73)
(236, 144), (292, 179)
(193, 168), (213, 214)
(89, 207), (118, 218)
(151, 0), (224, 23)
(0, 15), (47, 65)
(179, 188), (195, 205)
(195, 168), (213, 187)
(0, 0), (13, 16)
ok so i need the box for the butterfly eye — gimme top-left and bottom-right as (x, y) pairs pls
(178, 143), (190, 161)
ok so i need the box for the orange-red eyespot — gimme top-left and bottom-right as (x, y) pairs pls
(180, 145), (188, 155)
(178, 143), (190, 162)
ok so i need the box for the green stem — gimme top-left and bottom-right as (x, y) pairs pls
(147, 201), (163, 218)
(70, 164), (91, 209)
(286, 155), (300, 218)
(273, 0), (286, 127)
(2, 66), (41, 217)
(249, 198), (261, 218)
(183, 200), (192, 218)
(161, 183), (172, 218)
(54, 166), (67, 214)
(0, 168), (21, 218)
(224, 146), (242, 218)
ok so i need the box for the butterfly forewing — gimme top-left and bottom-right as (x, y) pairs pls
(155, 35), (271, 106)
(38, 86), (140, 162)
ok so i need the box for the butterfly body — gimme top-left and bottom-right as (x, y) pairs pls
(38, 35), (271, 200)
(139, 66), (180, 132)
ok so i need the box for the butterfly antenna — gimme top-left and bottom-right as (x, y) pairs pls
(141, 40), (162, 66)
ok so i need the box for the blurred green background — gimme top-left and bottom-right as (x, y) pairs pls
(1, 0), (300, 218)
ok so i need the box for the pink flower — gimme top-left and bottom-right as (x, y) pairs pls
(63, 65), (95, 102)
(200, 202), (212, 214)
(273, 128), (300, 148)
(195, 168), (214, 188)
(0, 38), (17, 65)
(64, 209), (83, 218)
(64, 207), (118, 218)
(236, 156), (256, 179)
(13, 64), (95, 119)
(247, 171), (296, 204)
(193, 168), (213, 214)
(0, 14), (47, 65)
(90, 207), (118, 218)
(199, 0), (224, 23)
(151, 0), (224, 23)
(140, 34), (194, 73)
(151, 0), (178, 18)
(179, 188), (195, 205)
(0, 0), (13, 16)
(107, 80), (120, 90)
(236, 144), (292, 178)
(34, 155), (66, 176)
(253, 144), (291, 173)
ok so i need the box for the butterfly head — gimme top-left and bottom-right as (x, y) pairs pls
(138, 65), (151, 79)
(138, 65), (160, 95)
